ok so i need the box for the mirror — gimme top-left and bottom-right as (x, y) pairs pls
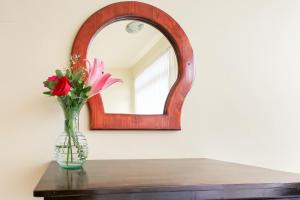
(72, 1), (194, 130)
(87, 20), (178, 114)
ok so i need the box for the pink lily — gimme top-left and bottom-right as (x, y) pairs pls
(86, 58), (122, 97)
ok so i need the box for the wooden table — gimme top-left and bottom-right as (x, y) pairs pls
(33, 159), (300, 199)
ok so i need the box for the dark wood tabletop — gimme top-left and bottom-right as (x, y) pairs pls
(33, 158), (300, 199)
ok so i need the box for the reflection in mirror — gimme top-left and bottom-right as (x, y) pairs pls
(88, 20), (178, 114)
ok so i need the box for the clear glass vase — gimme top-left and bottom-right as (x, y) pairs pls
(55, 97), (88, 169)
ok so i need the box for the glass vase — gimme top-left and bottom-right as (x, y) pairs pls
(55, 97), (88, 169)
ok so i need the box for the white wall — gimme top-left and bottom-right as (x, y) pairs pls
(1, 0), (300, 199)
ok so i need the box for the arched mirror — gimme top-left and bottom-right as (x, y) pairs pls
(87, 20), (178, 115)
(71, 1), (194, 130)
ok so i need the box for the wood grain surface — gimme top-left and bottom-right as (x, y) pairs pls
(34, 159), (300, 199)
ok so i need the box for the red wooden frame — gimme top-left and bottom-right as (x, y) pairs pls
(71, 1), (194, 130)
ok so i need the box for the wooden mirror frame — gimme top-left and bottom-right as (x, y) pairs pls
(71, 1), (194, 130)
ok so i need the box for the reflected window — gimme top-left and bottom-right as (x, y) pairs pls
(134, 48), (177, 114)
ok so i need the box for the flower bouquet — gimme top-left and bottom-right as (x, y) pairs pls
(43, 57), (122, 169)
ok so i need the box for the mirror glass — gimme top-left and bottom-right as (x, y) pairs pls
(87, 20), (178, 114)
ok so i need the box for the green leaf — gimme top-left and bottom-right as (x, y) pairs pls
(66, 69), (71, 78)
(47, 81), (57, 89)
(80, 92), (89, 99)
(73, 70), (82, 80)
(55, 69), (64, 78)
(72, 70), (82, 82)
(43, 91), (52, 96)
(82, 86), (91, 94)
(70, 91), (77, 99)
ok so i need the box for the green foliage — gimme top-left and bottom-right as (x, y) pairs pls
(72, 70), (82, 82)
(65, 69), (71, 78)
(43, 91), (52, 96)
(47, 81), (56, 89)
(55, 69), (64, 78)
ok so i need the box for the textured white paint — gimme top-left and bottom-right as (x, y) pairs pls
(1, 0), (300, 199)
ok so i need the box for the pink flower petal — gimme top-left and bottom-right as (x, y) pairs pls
(102, 77), (123, 90)
(85, 59), (92, 75)
(85, 58), (123, 98)
(90, 73), (111, 96)
(88, 58), (104, 86)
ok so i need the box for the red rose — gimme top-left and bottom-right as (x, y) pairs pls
(47, 75), (59, 82)
(52, 76), (72, 96)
